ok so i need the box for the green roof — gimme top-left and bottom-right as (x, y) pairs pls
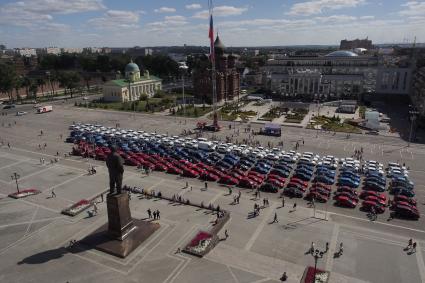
(109, 75), (162, 87)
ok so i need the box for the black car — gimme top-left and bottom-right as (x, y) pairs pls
(284, 187), (304, 198)
(270, 169), (290, 178)
(365, 176), (386, 186)
(260, 183), (279, 193)
(393, 204), (420, 220)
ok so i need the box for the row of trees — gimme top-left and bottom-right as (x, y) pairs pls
(0, 62), (84, 101)
(38, 53), (180, 78)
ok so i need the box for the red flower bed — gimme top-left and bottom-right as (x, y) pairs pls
(189, 231), (213, 247)
(303, 266), (329, 283)
(9, 189), (41, 199)
(61, 199), (92, 216)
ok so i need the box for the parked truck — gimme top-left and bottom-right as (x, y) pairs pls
(37, 105), (53, 114)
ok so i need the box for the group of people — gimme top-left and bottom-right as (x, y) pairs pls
(146, 208), (161, 220)
(406, 239), (417, 254)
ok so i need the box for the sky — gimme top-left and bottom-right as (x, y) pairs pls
(0, 0), (425, 48)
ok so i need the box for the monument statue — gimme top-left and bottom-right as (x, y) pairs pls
(106, 146), (124, 195)
(81, 144), (159, 258)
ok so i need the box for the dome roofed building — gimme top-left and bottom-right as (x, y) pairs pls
(214, 35), (226, 55)
(325, 50), (359, 57)
(103, 60), (162, 102)
(193, 35), (240, 103)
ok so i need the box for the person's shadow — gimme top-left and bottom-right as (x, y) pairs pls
(17, 247), (68, 265)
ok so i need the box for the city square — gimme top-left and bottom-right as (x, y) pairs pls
(1, 104), (425, 282)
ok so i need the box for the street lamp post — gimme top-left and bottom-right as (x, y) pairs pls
(408, 109), (419, 147)
(310, 245), (325, 282)
(179, 65), (188, 117)
(11, 172), (20, 194)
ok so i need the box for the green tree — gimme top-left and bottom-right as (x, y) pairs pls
(22, 76), (31, 98)
(29, 82), (38, 98)
(36, 78), (45, 97)
(0, 63), (16, 101)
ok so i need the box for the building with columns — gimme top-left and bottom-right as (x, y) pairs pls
(103, 60), (162, 102)
(263, 50), (378, 99)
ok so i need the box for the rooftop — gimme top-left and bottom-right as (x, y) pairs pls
(109, 76), (161, 87)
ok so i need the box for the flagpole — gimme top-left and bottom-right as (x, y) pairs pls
(209, 0), (218, 129)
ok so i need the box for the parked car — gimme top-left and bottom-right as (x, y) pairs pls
(393, 195), (417, 206)
(260, 183), (279, 193)
(393, 204), (420, 220)
(361, 200), (386, 213)
(219, 175), (239, 186)
(167, 166), (183, 175)
(335, 196), (357, 208)
(391, 188), (415, 198)
(305, 191), (328, 203)
(334, 191), (359, 201)
(284, 187), (304, 198)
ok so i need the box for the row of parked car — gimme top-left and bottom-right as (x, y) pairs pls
(67, 123), (419, 220)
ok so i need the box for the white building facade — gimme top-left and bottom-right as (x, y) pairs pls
(103, 61), (162, 102)
(263, 51), (378, 99)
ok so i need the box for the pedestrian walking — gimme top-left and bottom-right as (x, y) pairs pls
(293, 202), (297, 211)
(156, 210), (160, 219)
(185, 181), (188, 188)
(412, 242), (417, 253)
(100, 193), (104, 202)
(147, 208), (152, 219)
(273, 212), (278, 223)
(282, 197), (285, 207)
(51, 189), (56, 198)
(339, 242), (343, 255)
(310, 242), (315, 253)
(7, 142), (10, 149)
(407, 239), (413, 251)
(205, 182), (208, 190)
(225, 229), (229, 239)
(152, 210), (157, 220)
(93, 203), (98, 215)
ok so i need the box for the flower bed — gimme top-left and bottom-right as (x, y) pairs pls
(302, 266), (330, 283)
(8, 189), (41, 199)
(61, 199), (93, 216)
(183, 231), (219, 257)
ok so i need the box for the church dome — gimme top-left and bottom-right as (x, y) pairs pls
(214, 35), (226, 54)
(325, 50), (358, 57)
(125, 60), (140, 73)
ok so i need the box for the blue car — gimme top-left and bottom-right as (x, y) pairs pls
(316, 170), (335, 178)
(294, 172), (312, 181)
(255, 166), (270, 174)
(338, 177), (359, 188)
(297, 166), (314, 174)
(340, 173), (360, 182)
(365, 177), (386, 186)
(315, 175), (334, 185)
(392, 188), (415, 198)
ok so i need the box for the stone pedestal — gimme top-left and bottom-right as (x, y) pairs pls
(107, 193), (136, 240)
(80, 193), (159, 258)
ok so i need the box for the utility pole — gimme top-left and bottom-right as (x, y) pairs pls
(408, 108), (419, 147)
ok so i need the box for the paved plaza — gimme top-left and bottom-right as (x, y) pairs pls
(1, 103), (425, 282)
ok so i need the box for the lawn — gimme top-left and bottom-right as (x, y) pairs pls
(77, 95), (176, 113)
(210, 102), (256, 121)
(175, 104), (212, 117)
(308, 115), (361, 133)
(284, 108), (308, 123)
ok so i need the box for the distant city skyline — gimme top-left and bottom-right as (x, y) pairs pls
(1, 0), (425, 48)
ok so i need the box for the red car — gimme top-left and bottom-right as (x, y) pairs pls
(95, 152), (107, 160)
(200, 172), (220, 182)
(125, 157), (140, 166)
(335, 195), (357, 208)
(182, 169), (199, 178)
(248, 175), (263, 184)
(336, 186), (358, 195)
(248, 171), (265, 179)
(287, 182), (307, 192)
(305, 191), (328, 203)
(233, 168), (247, 176)
(239, 177), (258, 189)
(167, 166), (183, 175)
(154, 163), (168, 171)
(209, 168), (225, 178)
(359, 191), (386, 201)
(309, 187), (331, 197)
(230, 172), (244, 180)
(311, 182), (332, 191)
(140, 160), (155, 170)
(362, 200), (385, 213)
(334, 191), (359, 201)
(268, 174), (286, 184)
(290, 177), (308, 188)
(364, 195), (385, 206)
(268, 178), (284, 188)
(219, 175), (239, 186)
(393, 195), (417, 206)
(393, 204), (420, 220)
